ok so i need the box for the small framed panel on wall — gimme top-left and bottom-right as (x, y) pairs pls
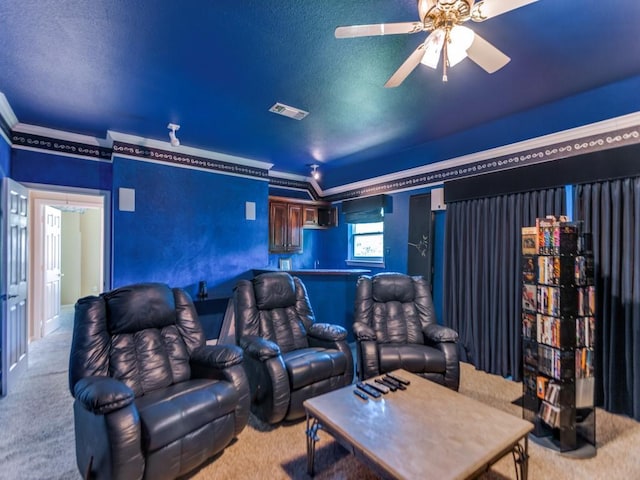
(279, 257), (292, 271)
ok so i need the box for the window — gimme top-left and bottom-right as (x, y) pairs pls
(348, 221), (384, 264)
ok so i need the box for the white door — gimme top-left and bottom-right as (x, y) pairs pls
(1, 178), (29, 396)
(42, 205), (61, 336)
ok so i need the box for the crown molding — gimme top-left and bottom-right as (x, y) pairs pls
(0, 93), (18, 128)
(107, 130), (273, 170)
(13, 123), (110, 147)
(0, 93), (17, 144)
(322, 111), (640, 200)
(268, 170), (319, 200)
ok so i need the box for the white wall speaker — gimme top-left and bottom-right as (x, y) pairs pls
(431, 187), (446, 211)
(119, 187), (135, 212)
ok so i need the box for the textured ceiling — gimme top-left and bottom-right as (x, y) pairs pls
(1, 1), (640, 188)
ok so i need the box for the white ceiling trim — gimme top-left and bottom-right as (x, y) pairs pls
(13, 123), (110, 147)
(0, 92), (18, 128)
(321, 111), (640, 198)
(108, 130), (273, 171)
(268, 170), (308, 182)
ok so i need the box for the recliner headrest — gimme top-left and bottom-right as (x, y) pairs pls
(253, 272), (297, 310)
(103, 283), (177, 334)
(371, 273), (415, 303)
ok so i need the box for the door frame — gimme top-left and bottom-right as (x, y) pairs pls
(27, 184), (111, 342)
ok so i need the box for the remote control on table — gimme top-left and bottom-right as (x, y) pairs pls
(383, 375), (407, 390)
(386, 372), (411, 385)
(356, 382), (381, 398)
(375, 378), (397, 392)
(353, 389), (368, 400)
(366, 381), (389, 394)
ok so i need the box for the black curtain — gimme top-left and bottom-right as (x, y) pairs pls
(443, 188), (565, 380)
(574, 178), (640, 421)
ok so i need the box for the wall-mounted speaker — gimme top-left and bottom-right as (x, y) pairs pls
(431, 187), (446, 211)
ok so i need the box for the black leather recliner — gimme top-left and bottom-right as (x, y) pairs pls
(68, 283), (250, 480)
(353, 272), (460, 390)
(232, 272), (354, 424)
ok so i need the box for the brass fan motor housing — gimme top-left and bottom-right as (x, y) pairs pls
(418, 0), (474, 29)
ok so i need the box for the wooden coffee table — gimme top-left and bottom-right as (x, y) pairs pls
(304, 370), (533, 479)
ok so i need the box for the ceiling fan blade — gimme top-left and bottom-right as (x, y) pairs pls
(335, 22), (423, 39)
(471, 0), (538, 22)
(466, 32), (510, 73)
(384, 43), (427, 88)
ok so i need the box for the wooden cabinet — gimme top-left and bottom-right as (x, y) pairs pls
(303, 205), (338, 229)
(269, 197), (338, 253)
(303, 206), (318, 227)
(269, 200), (303, 253)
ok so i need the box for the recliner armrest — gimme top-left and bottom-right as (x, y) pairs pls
(73, 376), (135, 415)
(423, 323), (459, 343)
(353, 321), (376, 341)
(308, 323), (347, 342)
(239, 335), (281, 361)
(191, 344), (244, 370)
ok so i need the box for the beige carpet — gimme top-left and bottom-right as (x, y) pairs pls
(188, 363), (640, 480)
(2, 311), (640, 479)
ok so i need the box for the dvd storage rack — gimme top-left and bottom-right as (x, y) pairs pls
(521, 216), (596, 456)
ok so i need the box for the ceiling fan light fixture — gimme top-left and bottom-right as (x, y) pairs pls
(310, 164), (320, 180)
(447, 25), (475, 67)
(337, 0), (537, 87)
(420, 28), (445, 69)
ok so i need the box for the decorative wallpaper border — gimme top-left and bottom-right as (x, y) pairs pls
(8, 121), (640, 202)
(268, 176), (319, 200)
(112, 142), (270, 179)
(11, 132), (112, 160)
(324, 124), (640, 202)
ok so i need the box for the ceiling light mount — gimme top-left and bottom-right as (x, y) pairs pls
(167, 123), (180, 147)
(310, 164), (321, 180)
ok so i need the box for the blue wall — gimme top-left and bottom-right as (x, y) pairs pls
(11, 149), (112, 191)
(0, 133), (9, 178)
(267, 228), (324, 270)
(315, 187), (446, 321)
(8, 144), (447, 329)
(10, 147), (274, 299)
(112, 156), (269, 298)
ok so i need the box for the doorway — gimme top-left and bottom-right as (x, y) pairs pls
(28, 185), (110, 342)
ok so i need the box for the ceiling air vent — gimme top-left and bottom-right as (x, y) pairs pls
(269, 102), (308, 120)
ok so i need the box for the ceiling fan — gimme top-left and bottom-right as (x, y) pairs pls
(335, 0), (538, 87)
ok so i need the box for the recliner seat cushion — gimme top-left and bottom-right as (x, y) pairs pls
(135, 378), (238, 452)
(282, 348), (347, 390)
(110, 324), (191, 397)
(258, 308), (309, 353)
(372, 302), (424, 344)
(378, 344), (446, 374)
